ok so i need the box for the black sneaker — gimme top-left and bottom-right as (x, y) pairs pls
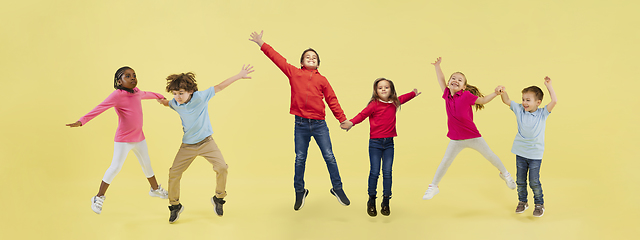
(211, 196), (226, 216)
(381, 196), (391, 216)
(168, 204), (184, 224)
(367, 195), (377, 217)
(330, 188), (350, 206)
(294, 189), (309, 211)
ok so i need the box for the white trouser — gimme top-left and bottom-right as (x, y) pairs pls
(102, 140), (155, 184)
(431, 137), (508, 185)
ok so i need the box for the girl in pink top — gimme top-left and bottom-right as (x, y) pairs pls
(422, 58), (516, 201)
(342, 78), (420, 217)
(67, 66), (169, 214)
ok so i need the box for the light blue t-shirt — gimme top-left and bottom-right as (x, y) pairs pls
(169, 87), (216, 144)
(510, 100), (551, 159)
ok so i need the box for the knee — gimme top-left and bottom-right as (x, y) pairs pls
(215, 164), (229, 174)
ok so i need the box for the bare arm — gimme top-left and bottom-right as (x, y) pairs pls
(156, 99), (170, 107)
(544, 76), (558, 112)
(498, 86), (511, 106)
(475, 86), (502, 105)
(214, 65), (255, 93)
(431, 57), (446, 92)
(249, 30), (265, 47)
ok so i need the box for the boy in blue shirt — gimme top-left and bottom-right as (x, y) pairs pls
(498, 76), (558, 217)
(158, 65), (254, 223)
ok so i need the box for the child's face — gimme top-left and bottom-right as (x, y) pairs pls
(521, 91), (542, 112)
(448, 73), (466, 93)
(118, 69), (137, 89)
(172, 89), (193, 104)
(376, 80), (391, 101)
(301, 51), (318, 70)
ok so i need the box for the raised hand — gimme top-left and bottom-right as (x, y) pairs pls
(431, 57), (442, 66)
(66, 121), (82, 127)
(544, 76), (552, 86)
(238, 64), (255, 79)
(249, 30), (264, 47)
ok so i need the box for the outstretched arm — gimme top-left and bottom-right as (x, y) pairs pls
(432, 57), (446, 92)
(214, 64), (255, 93)
(544, 76), (558, 112)
(498, 86), (511, 106)
(249, 30), (264, 47)
(475, 86), (502, 105)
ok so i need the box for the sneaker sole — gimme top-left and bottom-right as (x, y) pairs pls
(499, 173), (516, 190)
(422, 188), (439, 200)
(170, 205), (185, 224)
(294, 189), (309, 211)
(330, 189), (349, 206)
(91, 196), (104, 214)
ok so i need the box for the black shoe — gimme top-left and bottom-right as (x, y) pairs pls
(381, 196), (391, 216)
(294, 189), (309, 211)
(211, 196), (226, 216)
(168, 203), (184, 223)
(330, 188), (350, 206)
(367, 195), (377, 217)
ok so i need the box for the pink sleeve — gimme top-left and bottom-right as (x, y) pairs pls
(350, 102), (375, 125)
(462, 91), (478, 105)
(78, 91), (118, 125)
(399, 91), (417, 104)
(140, 90), (165, 100)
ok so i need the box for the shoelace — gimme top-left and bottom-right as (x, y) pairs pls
(94, 197), (104, 207)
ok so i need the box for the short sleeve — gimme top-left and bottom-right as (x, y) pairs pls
(201, 86), (216, 101)
(510, 101), (523, 118)
(461, 90), (478, 105)
(543, 105), (551, 116)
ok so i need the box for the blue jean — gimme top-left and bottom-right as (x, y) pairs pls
(516, 155), (544, 204)
(368, 137), (394, 196)
(293, 116), (343, 192)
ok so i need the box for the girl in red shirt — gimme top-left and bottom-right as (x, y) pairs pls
(342, 78), (420, 217)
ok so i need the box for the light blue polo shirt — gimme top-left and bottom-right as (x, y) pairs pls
(510, 100), (551, 159)
(169, 87), (216, 144)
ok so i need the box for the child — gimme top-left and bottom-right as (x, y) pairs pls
(498, 76), (557, 217)
(422, 57), (516, 200)
(157, 65), (254, 224)
(249, 30), (351, 210)
(342, 78), (420, 217)
(66, 66), (169, 214)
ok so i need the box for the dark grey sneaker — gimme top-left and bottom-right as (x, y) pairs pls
(211, 196), (226, 216)
(168, 204), (184, 224)
(367, 195), (377, 217)
(533, 204), (545, 217)
(294, 189), (309, 211)
(330, 188), (350, 206)
(516, 201), (529, 214)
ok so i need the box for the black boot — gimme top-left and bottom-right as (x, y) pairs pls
(367, 195), (377, 217)
(381, 196), (391, 216)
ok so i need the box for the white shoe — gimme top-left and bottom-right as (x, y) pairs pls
(91, 195), (106, 214)
(500, 172), (516, 190)
(422, 184), (439, 200)
(149, 184), (169, 199)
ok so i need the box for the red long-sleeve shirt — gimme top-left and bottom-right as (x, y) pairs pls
(261, 43), (346, 122)
(350, 92), (417, 139)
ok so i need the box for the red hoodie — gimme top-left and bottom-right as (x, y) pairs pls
(261, 43), (347, 122)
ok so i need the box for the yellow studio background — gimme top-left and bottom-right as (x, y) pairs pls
(1, 0), (638, 239)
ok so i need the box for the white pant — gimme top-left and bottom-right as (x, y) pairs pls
(431, 137), (508, 185)
(102, 140), (155, 184)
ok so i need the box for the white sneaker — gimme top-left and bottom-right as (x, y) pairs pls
(91, 195), (106, 214)
(422, 184), (439, 200)
(500, 172), (516, 190)
(149, 184), (169, 199)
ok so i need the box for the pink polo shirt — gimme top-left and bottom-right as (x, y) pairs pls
(78, 88), (165, 142)
(443, 88), (481, 140)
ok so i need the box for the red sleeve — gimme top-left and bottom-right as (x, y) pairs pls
(349, 101), (376, 125)
(261, 43), (298, 78)
(323, 81), (347, 122)
(78, 91), (118, 125)
(399, 91), (417, 105)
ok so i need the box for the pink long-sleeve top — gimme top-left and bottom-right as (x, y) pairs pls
(349, 92), (417, 139)
(78, 88), (165, 142)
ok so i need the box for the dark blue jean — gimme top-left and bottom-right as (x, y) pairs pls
(293, 116), (343, 192)
(368, 137), (394, 196)
(516, 155), (544, 204)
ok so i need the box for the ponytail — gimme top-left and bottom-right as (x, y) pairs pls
(465, 84), (484, 111)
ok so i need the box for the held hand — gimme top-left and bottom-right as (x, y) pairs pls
(66, 121), (82, 127)
(413, 88), (422, 96)
(544, 76), (552, 86)
(340, 120), (354, 132)
(249, 30), (264, 46)
(431, 57), (442, 66)
(238, 64), (255, 79)
(156, 98), (169, 106)
(495, 85), (506, 95)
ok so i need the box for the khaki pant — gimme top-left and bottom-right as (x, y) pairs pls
(168, 136), (228, 205)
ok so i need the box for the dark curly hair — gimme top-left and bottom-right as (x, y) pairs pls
(166, 72), (198, 93)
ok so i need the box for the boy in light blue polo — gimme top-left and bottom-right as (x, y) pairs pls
(498, 76), (558, 217)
